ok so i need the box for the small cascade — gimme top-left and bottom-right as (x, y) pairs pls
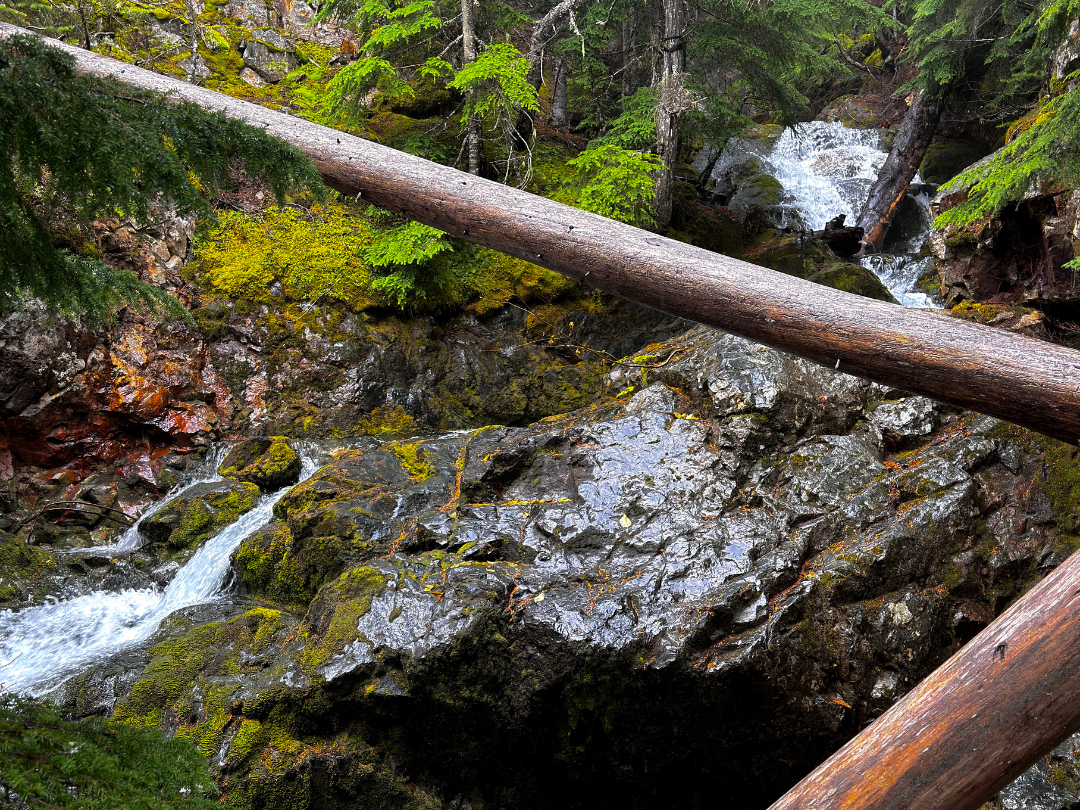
(0, 445), (323, 696)
(704, 121), (941, 308)
(76, 444), (233, 556)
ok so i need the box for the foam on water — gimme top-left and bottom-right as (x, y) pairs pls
(0, 446), (322, 696)
(708, 121), (941, 308)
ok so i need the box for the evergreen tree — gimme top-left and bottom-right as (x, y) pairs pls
(0, 32), (324, 323)
(0, 696), (220, 808)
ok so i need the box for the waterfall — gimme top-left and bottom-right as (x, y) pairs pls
(703, 121), (940, 309)
(0, 445), (323, 696)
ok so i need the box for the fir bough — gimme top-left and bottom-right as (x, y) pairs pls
(0, 33), (324, 323)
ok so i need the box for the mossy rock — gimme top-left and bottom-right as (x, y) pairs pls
(0, 531), (56, 606)
(234, 523), (346, 609)
(920, 139), (987, 186)
(745, 233), (836, 279)
(810, 263), (898, 302)
(139, 480), (261, 551)
(220, 437), (302, 491)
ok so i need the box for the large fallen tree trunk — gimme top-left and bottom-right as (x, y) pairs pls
(768, 543), (1080, 810)
(5, 22), (1080, 449)
(857, 84), (949, 254)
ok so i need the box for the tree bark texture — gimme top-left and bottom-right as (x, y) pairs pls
(857, 85), (948, 253)
(460, 0), (481, 175)
(652, 0), (685, 229)
(11, 23), (1080, 448)
(516, 0), (586, 139)
(769, 545), (1080, 810)
(548, 56), (568, 128)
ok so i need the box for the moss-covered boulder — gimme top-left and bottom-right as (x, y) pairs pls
(220, 437), (301, 491)
(109, 608), (440, 810)
(139, 480), (260, 551)
(809, 263), (898, 302)
(919, 138), (986, 185)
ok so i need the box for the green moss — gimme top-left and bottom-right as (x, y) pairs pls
(171, 483), (261, 550)
(950, 300), (1007, 324)
(810, 264), (898, 302)
(222, 437), (301, 491)
(113, 608), (285, 753)
(387, 440), (435, 482)
(0, 532), (56, 604)
(355, 405), (416, 435)
(299, 567), (388, 678)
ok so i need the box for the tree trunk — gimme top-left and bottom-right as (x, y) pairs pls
(769, 544), (1080, 810)
(652, 0), (685, 230)
(516, 0), (587, 140)
(620, 6), (637, 98)
(460, 0), (481, 175)
(857, 84), (948, 254)
(12, 22), (1080, 448)
(548, 56), (568, 128)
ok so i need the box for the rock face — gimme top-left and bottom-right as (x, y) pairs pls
(64, 325), (1080, 810)
(930, 168), (1080, 312)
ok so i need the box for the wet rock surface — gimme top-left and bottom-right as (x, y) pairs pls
(52, 325), (1080, 809)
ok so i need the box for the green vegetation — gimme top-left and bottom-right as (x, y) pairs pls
(0, 697), (218, 808)
(0, 33), (323, 322)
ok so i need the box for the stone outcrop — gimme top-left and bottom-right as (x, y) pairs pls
(51, 325), (1080, 809)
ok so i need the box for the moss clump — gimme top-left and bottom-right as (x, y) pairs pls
(141, 481), (261, 551)
(810, 264), (898, 302)
(386, 440), (435, 482)
(355, 405), (417, 435)
(193, 204), (379, 309)
(112, 608), (286, 751)
(221, 437), (302, 491)
(234, 524), (345, 609)
(299, 566), (387, 678)
(0, 532), (56, 604)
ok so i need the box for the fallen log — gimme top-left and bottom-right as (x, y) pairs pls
(5, 22), (1080, 448)
(857, 84), (948, 254)
(768, 542), (1080, 810)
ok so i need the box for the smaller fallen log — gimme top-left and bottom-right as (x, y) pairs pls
(819, 214), (864, 257)
(769, 543), (1080, 810)
(858, 85), (948, 254)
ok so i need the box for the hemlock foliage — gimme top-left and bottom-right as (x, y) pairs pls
(0, 33), (323, 323)
(0, 697), (219, 809)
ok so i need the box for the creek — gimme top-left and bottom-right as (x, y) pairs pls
(0, 445), (323, 696)
(702, 120), (941, 308)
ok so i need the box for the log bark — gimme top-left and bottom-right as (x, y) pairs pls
(857, 85), (948, 254)
(652, 0), (685, 229)
(8, 22), (1080, 447)
(460, 0), (481, 175)
(769, 545), (1080, 810)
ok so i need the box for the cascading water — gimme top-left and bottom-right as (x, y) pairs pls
(0, 445), (323, 696)
(702, 120), (941, 309)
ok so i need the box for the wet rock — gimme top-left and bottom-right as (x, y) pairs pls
(919, 138), (986, 185)
(930, 169), (1080, 314)
(139, 480), (260, 551)
(219, 437), (301, 491)
(44, 321), (1079, 809)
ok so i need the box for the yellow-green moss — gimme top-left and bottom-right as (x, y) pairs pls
(300, 567), (387, 677)
(168, 482), (261, 550)
(113, 608), (285, 753)
(355, 405), (416, 435)
(193, 204), (378, 308)
(387, 440), (435, 482)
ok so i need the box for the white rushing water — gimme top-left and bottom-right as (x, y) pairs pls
(705, 120), (941, 309)
(0, 446), (322, 696)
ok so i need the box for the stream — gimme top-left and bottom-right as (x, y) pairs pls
(0, 445), (323, 696)
(699, 120), (941, 309)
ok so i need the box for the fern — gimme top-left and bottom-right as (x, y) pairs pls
(563, 144), (664, 228)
